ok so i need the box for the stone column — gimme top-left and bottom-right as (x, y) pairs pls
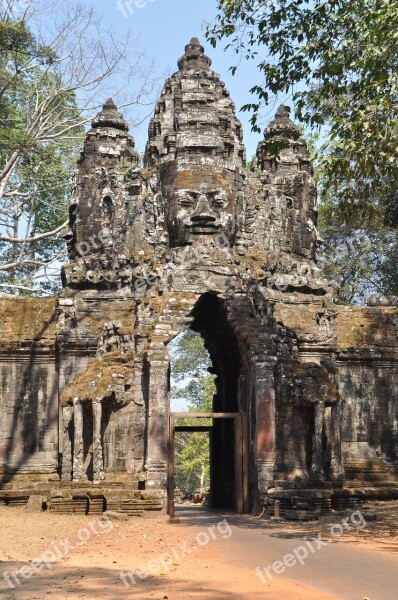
(145, 349), (169, 488)
(93, 399), (104, 483)
(72, 397), (84, 482)
(330, 403), (344, 483)
(254, 359), (277, 501)
(61, 406), (73, 481)
(311, 402), (325, 480)
(130, 357), (147, 473)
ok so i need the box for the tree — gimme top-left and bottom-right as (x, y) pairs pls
(176, 430), (210, 492)
(0, 0), (157, 294)
(207, 0), (398, 212)
(306, 127), (398, 304)
(317, 195), (398, 304)
(170, 330), (216, 494)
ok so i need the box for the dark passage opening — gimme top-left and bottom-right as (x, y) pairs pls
(170, 293), (242, 511)
(191, 293), (240, 509)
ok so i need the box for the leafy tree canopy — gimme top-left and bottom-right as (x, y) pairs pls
(0, 1), (157, 295)
(207, 0), (398, 212)
(317, 194), (398, 303)
(0, 16), (83, 293)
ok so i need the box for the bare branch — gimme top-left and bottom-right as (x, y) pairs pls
(0, 221), (68, 243)
(0, 0), (160, 291)
(0, 284), (47, 293)
(0, 249), (67, 272)
(0, 152), (20, 184)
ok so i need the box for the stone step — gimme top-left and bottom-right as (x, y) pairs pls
(120, 500), (163, 512)
(121, 510), (145, 517)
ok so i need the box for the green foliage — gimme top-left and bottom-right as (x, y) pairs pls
(171, 328), (213, 387)
(313, 136), (398, 304)
(0, 1), (156, 294)
(175, 429), (210, 494)
(208, 1), (398, 301)
(317, 196), (398, 304)
(170, 330), (216, 493)
(207, 0), (398, 211)
(0, 15), (84, 293)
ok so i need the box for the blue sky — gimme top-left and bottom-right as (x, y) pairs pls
(94, 0), (278, 159)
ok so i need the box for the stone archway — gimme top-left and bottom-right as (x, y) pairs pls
(144, 292), (252, 512)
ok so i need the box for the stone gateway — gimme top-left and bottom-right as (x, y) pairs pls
(1, 39), (398, 516)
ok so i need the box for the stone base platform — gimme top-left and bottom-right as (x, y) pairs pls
(0, 483), (167, 516)
(266, 485), (398, 518)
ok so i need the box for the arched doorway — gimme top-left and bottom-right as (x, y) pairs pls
(168, 293), (249, 514)
(169, 329), (213, 503)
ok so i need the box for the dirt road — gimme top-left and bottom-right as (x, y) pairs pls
(2, 504), (398, 599)
(176, 506), (398, 600)
(0, 506), (337, 599)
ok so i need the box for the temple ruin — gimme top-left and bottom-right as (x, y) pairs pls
(1, 38), (398, 516)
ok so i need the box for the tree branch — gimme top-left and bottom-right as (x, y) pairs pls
(0, 220), (68, 243)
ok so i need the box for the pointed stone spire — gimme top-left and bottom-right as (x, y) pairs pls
(177, 37), (212, 71)
(254, 105), (310, 173)
(264, 105), (300, 139)
(91, 98), (129, 131)
(145, 39), (246, 168)
(66, 96), (139, 263)
(104, 98), (117, 110)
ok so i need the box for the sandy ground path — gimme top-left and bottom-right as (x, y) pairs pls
(175, 506), (398, 600)
(0, 506), (338, 599)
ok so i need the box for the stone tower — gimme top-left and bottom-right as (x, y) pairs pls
(1, 39), (398, 515)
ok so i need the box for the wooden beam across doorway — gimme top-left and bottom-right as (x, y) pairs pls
(175, 426), (212, 433)
(167, 412), (249, 521)
(173, 412), (236, 419)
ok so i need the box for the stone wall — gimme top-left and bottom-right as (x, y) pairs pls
(0, 298), (58, 483)
(336, 307), (398, 482)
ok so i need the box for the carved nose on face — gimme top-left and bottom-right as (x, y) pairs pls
(191, 195), (217, 224)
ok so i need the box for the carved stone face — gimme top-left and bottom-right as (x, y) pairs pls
(162, 166), (238, 247)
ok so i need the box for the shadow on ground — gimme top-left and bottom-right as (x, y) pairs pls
(0, 560), (256, 600)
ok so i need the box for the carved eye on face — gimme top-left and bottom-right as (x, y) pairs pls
(177, 191), (196, 208)
(212, 196), (227, 209)
(178, 196), (194, 208)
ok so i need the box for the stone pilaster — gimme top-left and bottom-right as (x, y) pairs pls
(145, 349), (169, 488)
(61, 406), (73, 481)
(254, 359), (277, 498)
(311, 402), (325, 481)
(72, 398), (84, 482)
(330, 403), (344, 483)
(93, 399), (104, 483)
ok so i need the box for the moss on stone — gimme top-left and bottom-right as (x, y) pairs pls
(336, 306), (398, 351)
(60, 351), (134, 405)
(74, 299), (136, 337)
(0, 297), (57, 348)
